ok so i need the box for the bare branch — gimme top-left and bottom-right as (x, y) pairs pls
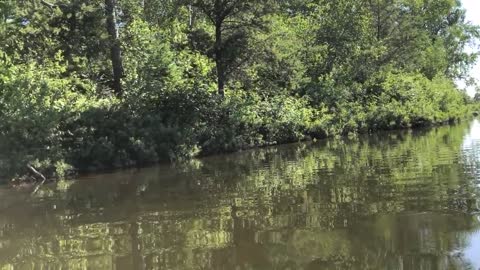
(27, 164), (46, 182)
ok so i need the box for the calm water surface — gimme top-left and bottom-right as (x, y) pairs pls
(1, 120), (480, 270)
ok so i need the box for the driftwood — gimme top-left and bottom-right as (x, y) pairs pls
(27, 165), (47, 195)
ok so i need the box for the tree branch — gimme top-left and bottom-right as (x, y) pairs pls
(40, 0), (57, 10)
(27, 164), (46, 182)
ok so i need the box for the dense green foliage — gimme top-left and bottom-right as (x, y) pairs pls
(0, 0), (479, 181)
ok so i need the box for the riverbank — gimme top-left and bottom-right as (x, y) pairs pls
(1, 86), (477, 185)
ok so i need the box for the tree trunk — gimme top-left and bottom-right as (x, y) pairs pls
(188, 3), (194, 29)
(215, 21), (225, 97)
(376, 0), (381, 40)
(105, 0), (124, 96)
(66, 10), (77, 69)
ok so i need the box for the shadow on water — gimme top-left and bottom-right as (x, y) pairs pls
(1, 121), (480, 269)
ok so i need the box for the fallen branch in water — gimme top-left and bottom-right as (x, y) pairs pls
(27, 165), (47, 195)
(27, 165), (46, 182)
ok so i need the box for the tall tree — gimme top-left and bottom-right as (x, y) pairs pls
(191, 0), (268, 96)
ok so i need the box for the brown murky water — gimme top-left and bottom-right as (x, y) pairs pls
(1, 120), (480, 270)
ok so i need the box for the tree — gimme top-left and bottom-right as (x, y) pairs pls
(191, 0), (268, 96)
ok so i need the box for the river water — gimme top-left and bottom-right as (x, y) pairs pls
(1, 120), (480, 270)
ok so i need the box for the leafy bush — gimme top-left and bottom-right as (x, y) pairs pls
(0, 52), (96, 179)
(363, 71), (468, 130)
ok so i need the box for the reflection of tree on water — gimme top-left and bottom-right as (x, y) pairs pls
(1, 122), (480, 269)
